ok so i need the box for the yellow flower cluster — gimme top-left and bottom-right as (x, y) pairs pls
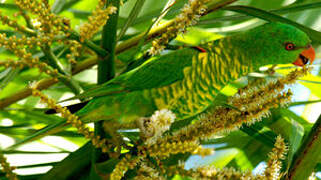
(162, 67), (310, 144)
(0, 34), (60, 78)
(106, 67), (307, 179)
(139, 140), (212, 158)
(162, 90), (290, 143)
(148, 0), (210, 55)
(166, 164), (253, 179)
(14, 0), (68, 34)
(79, 2), (117, 42)
(164, 136), (287, 179)
(0, 11), (30, 34)
(30, 88), (111, 153)
(0, 34), (53, 49)
(109, 135), (213, 179)
(0, 58), (59, 78)
(0, 153), (18, 180)
(65, 40), (83, 64)
(0, 34), (29, 57)
(229, 67), (310, 109)
(134, 162), (163, 180)
(108, 117), (289, 179)
(110, 154), (141, 180)
(0, 34), (42, 61)
(263, 136), (287, 179)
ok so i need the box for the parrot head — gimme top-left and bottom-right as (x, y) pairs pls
(235, 22), (315, 68)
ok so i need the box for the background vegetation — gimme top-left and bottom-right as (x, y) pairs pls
(0, 0), (321, 179)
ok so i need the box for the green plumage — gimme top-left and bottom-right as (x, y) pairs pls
(74, 22), (311, 123)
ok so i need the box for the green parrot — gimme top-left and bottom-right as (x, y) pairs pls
(62, 22), (315, 124)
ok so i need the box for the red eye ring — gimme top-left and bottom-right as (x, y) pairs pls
(285, 43), (295, 50)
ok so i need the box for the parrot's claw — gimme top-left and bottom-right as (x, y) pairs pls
(103, 121), (131, 157)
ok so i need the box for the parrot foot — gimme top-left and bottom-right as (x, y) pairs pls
(103, 121), (131, 157)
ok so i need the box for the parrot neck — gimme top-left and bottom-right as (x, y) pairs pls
(224, 32), (272, 69)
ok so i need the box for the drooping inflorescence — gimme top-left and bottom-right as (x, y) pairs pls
(110, 135), (288, 179)
(0, 10), (33, 34)
(110, 154), (141, 180)
(106, 67), (310, 180)
(158, 67), (310, 144)
(0, 58), (59, 79)
(79, 0), (117, 42)
(0, 152), (18, 180)
(134, 162), (163, 180)
(164, 136), (287, 180)
(14, 0), (69, 36)
(30, 87), (112, 153)
(148, 0), (210, 55)
(263, 135), (288, 180)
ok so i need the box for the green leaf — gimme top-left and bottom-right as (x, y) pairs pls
(0, 68), (19, 91)
(52, 0), (81, 14)
(289, 99), (321, 107)
(210, 148), (239, 168)
(288, 115), (321, 180)
(117, 0), (146, 40)
(39, 142), (92, 180)
(287, 119), (304, 171)
(0, 3), (18, 10)
(5, 121), (67, 150)
(200, 2), (321, 24)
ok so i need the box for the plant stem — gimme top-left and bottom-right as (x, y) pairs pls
(93, 0), (120, 167)
(41, 45), (82, 94)
(98, 3), (119, 83)
(68, 30), (109, 57)
(0, 56), (98, 109)
(286, 114), (321, 180)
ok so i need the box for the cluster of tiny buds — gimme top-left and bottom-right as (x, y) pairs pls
(0, 153), (18, 180)
(230, 67), (310, 107)
(0, 10), (28, 33)
(79, 5), (117, 42)
(110, 154), (141, 180)
(148, 0), (210, 55)
(0, 34), (54, 67)
(14, 0), (70, 35)
(30, 87), (111, 153)
(166, 83), (293, 144)
(65, 40), (82, 64)
(134, 163), (162, 180)
(0, 34), (30, 59)
(264, 135), (288, 179)
(139, 140), (213, 159)
(0, 34), (53, 48)
(164, 163), (250, 179)
(163, 137), (286, 179)
(0, 58), (59, 78)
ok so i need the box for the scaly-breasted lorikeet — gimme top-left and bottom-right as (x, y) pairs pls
(57, 22), (316, 124)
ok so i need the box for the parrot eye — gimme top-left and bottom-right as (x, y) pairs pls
(285, 43), (295, 51)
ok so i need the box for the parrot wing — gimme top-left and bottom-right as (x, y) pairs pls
(61, 48), (199, 102)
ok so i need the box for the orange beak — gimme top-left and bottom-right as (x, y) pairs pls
(293, 45), (315, 66)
